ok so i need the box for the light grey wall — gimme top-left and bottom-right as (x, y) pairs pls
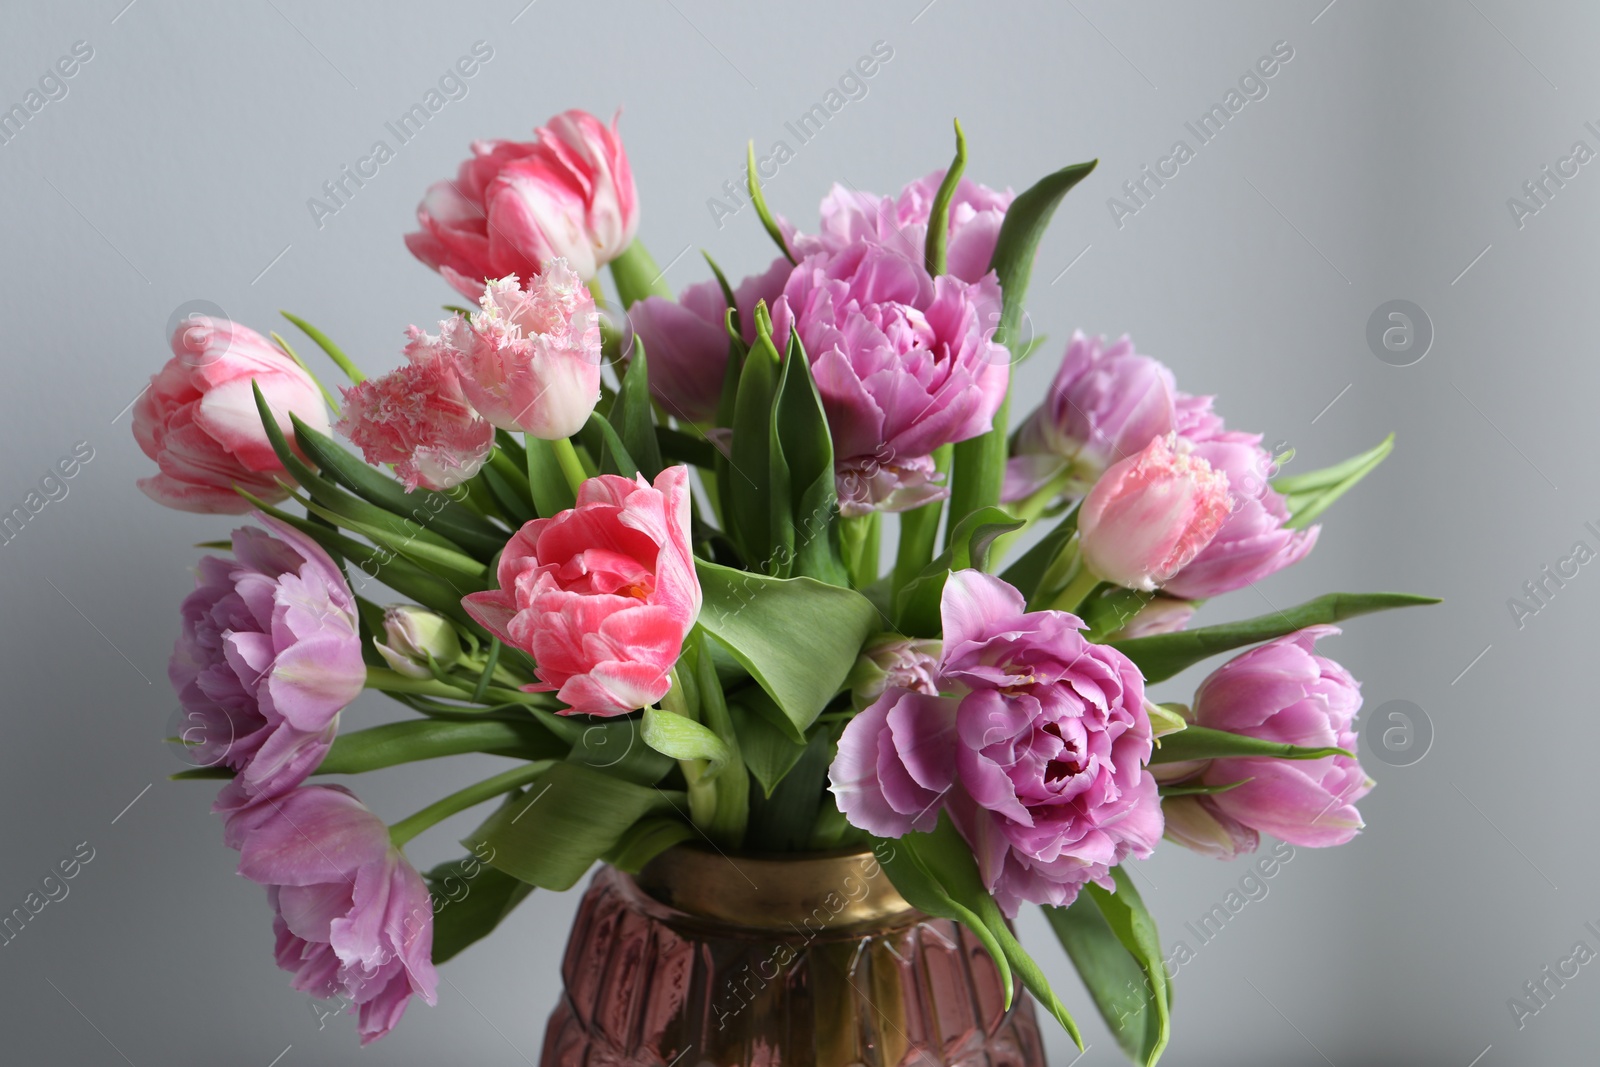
(1, 1), (1592, 1064)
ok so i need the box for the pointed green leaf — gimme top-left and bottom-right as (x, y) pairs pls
(925, 118), (968, 276)
(291, 415), (508, 558)
(587, 411), (640, 479)
(426, 844), (535, 963)
(702, 251), (741, 337)
(474, 761), (677, 891)
(743, 731), (829, 851)
(1151, 725), (1350, 765)
(609, 338), (663, 478)
(894, 816), (1084, 1047)
(280, 310), (365, 383)
(1110, 591), (1440, 683)
(728, 690), (810, 796)
(1000, 504), (1080, 605)
(693, 560), (882, 740)
(729, 303), (782, 567)
(772, 329), (845, 583)
(895, 506), (1024, 635)
(747, 142), (797, 264)
(947, 158), (1097, 538)
(1273, 433), (1394, 529)
(1045, 867), (1170, 1065)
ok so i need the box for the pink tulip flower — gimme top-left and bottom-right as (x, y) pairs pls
(169, 517), (364, 820)
(233, 785), (438, 1044)
(1078, 434), (1232, 591)
(336, 349), (494, 492)
(133, 316), (330, 514)
(406, 109), (638, 296)
(775, 243), (1010, 515)
(463, 466), (701, 716)
(1188, 626), (1373, 849)
(409, 263), (602, 440)
(791, 169), (1014, 283)
(829, 570), (1163, 916)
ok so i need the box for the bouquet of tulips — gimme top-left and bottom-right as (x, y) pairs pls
(136, 107), (1433, 1059)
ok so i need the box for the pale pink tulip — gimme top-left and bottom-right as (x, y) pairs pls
(410, 263), (602, 440)
(133, 317), (330, 513)
(1078, 434), (1231, 591)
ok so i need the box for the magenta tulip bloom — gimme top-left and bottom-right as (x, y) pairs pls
(1078, 434), (1232, 591)
(792, 170), (1014, 283)
(169, 517), (364, 820)
(410, 264), (602, 440)
(234, 785), (438, 1045)
(775, 244), (1009, 515)
(1163, 395), (1319, 599)
(336, 349), (493, 492)
(1190, 626), (1372, 848)
(133, 316), (330, 514)
(463, 466), (701, 716)
(626, 255), (792, 424)
(1004, 332), (1178, 503)
(406, 109), (638, 295)
(829, 570), (1162, 916)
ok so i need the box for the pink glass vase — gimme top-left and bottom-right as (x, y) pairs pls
(540, 845), (1047, 1066)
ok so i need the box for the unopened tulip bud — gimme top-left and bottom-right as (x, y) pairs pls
(848, 634), (942, 709)
(375, 606), (461, 679)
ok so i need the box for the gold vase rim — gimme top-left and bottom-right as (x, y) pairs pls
(627, 842), (915, 933)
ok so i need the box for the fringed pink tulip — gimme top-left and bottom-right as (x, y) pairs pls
(829, 570), (1162, 916)
(1078, 434), (1231, 591)
(406, 109), (638, 296)
(233, 785), (438, 1045)
(463, 466), (701, 717)
(169, 517), (363, 821)
(133, 317), (330, 514)
(410, 263), (602, 439)
(336, 350), (493, 492)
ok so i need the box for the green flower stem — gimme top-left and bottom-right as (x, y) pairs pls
(388, 760), (553, 847)
(365, 666), (533, 707)
(487, 446), (528, 494)
(471, 638), (503, 704)
(1048, 564), (1103, 615)
(841, 513), (882, 589)
(549, 435), (590, 497)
